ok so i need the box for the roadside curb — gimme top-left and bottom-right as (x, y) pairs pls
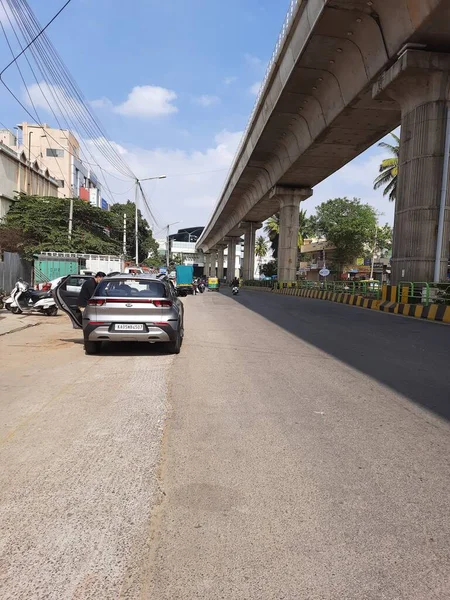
(242, 286), (450, 323)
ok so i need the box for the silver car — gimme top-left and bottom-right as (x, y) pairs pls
(55, 274), (184, 355)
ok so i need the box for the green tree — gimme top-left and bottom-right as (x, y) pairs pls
(374, 223), (393, 257)
(0, 194), (119, 259)
(373, 133), (399, 202)
(109, 200), (159, 263)
(255, 235), (268, 274)
(310, 197), (378, 271)
(264, 209), (311, 258)
(260, 260), (277, 278)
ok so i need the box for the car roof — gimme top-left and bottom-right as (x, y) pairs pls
(102, 273), (163, 282)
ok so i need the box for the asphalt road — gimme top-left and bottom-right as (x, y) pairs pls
(1, 291), (450, 599)
(0, 312), (171, 599)
(148, 288), (450, 599)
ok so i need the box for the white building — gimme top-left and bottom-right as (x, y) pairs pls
(3, 124), (102, 204)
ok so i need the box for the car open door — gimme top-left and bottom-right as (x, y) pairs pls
(53, 274), (93, 329)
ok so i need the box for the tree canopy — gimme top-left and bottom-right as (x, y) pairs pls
(264, 209), (311, 258)
(109, 200), (159, 263)
(0, 194), (159, 263)
(309, 197), (378, 269)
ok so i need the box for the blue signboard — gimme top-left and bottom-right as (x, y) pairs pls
(101, 198), (108, 210)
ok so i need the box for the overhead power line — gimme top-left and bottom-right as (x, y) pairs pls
(0, 0), (71, 76)
(0, 0), (137, 181)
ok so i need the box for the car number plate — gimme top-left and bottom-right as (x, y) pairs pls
(115, 324), (144, 331)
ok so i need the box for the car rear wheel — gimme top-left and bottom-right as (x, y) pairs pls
(84, 340), (101, 355)
(165, 331), (181, 355)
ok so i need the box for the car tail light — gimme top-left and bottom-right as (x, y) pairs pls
(42, 283), (51, 291)
(88, 298), (106, 306)
(153, 300), (172, 307)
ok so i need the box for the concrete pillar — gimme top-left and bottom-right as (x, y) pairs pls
(374, 50), (450, 283)
(211, 250), (217, 277)
(217, 244), (226, 280)
(240, 221), (262, 281)
(226, 237), (239, 282)
(203, 253), (211, 277)
(270, 186), (312, 282)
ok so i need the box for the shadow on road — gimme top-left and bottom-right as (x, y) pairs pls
(60, 337), (175, 356)
(224, 289), (450, 422)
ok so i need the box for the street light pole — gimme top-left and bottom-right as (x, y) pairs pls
(165, 221), (182, 269)
(370, 226), (378, 280)
(135, 182), (139, 264)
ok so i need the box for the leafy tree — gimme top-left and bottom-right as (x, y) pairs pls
(375, 223), (393, 257)
(170, 253), (184, 266)
(264, 209), (311, 258)
(0, 194), (119, 259)
(373, 133), (399, 202)
(143, 255), (163, 268)
(109, 200), (159, 263)
(260, 260), (277, 278)
(310, 197), (378, 271)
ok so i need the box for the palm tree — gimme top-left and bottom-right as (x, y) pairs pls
(255, 235), (268, 276)
(264, 209), (309, 258)
(373, 133), (399, 202)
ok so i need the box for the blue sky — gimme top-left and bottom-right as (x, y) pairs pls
(0, 0), (395, 234)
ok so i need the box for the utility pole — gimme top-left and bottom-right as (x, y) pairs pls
(370, 226), (378, 280)
(135, 182), (139, 265)
(134, 174), (167, 266)
(123, 212), (127, 256)
(166, 224), (170, 269)
(68, 197), (73, 241)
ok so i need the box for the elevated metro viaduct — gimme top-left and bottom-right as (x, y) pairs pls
(197, 0), (450, 284)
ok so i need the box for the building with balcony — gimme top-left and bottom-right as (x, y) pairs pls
(5, 123), (102, 203)
(0, 142), (59, 219)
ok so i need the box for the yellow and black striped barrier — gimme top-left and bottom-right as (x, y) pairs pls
(261, 283), (450, 324)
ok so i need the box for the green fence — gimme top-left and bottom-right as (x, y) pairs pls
(272, 280), (383, 300)
(396, 282), (450, 306)
(243, 279), (450, 306)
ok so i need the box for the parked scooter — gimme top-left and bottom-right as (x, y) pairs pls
(4, 279), (58, 316)
(232, 286), (239, 296)
(198, 282), (205, 294)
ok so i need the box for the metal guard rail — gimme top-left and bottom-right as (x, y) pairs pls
(243, 280), (450, 306)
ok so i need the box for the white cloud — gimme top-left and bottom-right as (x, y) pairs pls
(112, 85), (178, 118)
(24, 82), (85, 117)
(249, 81), (261, 96)
(86, 129), (243, 229)
(224, 76), (237, 85)
(193, 95), (220, 107)
(0, 3), (12, 26)
(90, 97), (113, 110)
(244, 53), (264, 69)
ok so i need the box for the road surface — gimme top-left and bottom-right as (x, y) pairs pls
(1, 290), (449, 599)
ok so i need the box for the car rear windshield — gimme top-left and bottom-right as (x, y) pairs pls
(95, 279), (167, 298)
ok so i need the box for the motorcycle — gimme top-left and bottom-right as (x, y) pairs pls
(198, 282), (205, 294)
(4, 279), (58, 316)
(232, 286), (239, 296)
